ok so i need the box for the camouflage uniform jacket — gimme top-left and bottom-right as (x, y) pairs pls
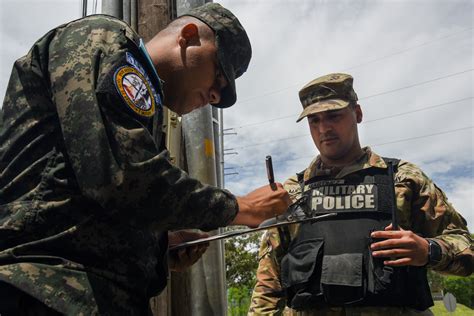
(249, 147), (473, 315)
(0, 15), (238, 315)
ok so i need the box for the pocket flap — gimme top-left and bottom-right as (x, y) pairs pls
(321, 253), (362, 287)
(281, 238), (323, 287)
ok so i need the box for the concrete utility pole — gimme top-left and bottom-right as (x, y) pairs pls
(101, 0), (227, 315)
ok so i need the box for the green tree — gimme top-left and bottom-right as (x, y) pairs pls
(225, 231), (263, 315)
(428, 270), (445, 293)
(227, 286), (253, 316)
(443, 274), (474, 309)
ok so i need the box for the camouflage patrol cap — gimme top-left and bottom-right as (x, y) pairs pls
(183, 3), (252, 108)
(296, 73), (358, 122)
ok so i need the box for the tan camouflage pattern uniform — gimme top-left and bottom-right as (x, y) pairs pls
(249, 147), (473, 316)
(0, 15), (238, 315)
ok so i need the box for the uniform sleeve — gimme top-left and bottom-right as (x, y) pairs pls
(43, 18), (237, 231)
(249, 229), (287, 315)
(395, 161), (473, 276)
(283, 175), (302, 204)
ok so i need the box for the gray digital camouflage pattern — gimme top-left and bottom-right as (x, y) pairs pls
(0, 14), (238, 314)
(249, 148), (473, 315)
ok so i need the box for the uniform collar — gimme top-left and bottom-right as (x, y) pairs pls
(138, 39), (165, 100)
(304, 147), (388, 180)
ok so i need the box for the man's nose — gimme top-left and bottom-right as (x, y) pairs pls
(209, 87), (221, 105)
(318, 119), (332, 133)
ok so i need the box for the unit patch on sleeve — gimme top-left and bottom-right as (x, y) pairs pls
(114, 66), (156, 118)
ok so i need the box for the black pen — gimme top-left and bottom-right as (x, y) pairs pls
(266, 155), (275, 185)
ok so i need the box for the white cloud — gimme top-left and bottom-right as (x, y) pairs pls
(443, 177), (474, 232)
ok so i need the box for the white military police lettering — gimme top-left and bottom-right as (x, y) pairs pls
(310, 184), (377, 211)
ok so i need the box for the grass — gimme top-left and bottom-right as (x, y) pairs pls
(431, 301), (474, 316)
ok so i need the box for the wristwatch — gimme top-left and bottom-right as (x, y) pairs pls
(427, 238), (442, 266)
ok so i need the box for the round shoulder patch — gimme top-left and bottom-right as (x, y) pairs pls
(114, 66), (156, 117)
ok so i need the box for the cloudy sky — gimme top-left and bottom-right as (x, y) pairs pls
(0, 0), (472, 231)
(219, 0), (473, 231)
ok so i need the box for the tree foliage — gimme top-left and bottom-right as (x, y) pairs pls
(227, 286), (253, 316)
(225, 232), (263, 289)
(428, 271), (474, 309)
(443, 274), (474, 309)
(225, 231), (263, 315)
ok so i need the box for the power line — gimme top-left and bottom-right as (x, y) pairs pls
(372, 126), (473, 147)
(228, 97), (473, 149)
(227, 70), (473, 130)
(225, 126), (473, 173)
(342, 27), (473, 72)
(363, 97), (473, 124)
(360, 69), (473, 101)
(231, 27), (473, 106)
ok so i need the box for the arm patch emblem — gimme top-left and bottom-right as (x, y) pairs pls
(114, 66), (156, 118)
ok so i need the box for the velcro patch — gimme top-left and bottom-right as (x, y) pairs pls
(306, 180), (379, 213)
(114, 66), (156, 118)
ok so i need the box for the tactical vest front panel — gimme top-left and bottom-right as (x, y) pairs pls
(280, 161), (433, 311)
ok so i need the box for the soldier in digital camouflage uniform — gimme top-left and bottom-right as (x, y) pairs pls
(0, 3), (291, 315)
(249, 73), (473, 316)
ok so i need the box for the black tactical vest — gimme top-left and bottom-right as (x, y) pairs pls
(280, 159), (433, 311)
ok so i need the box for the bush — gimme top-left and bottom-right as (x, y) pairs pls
(227, 286), (253, 316)
(443, 274), (474, 309)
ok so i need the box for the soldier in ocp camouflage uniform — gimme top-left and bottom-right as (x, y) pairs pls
(249, 73), (473, 316)
(0, 3), (291, 315)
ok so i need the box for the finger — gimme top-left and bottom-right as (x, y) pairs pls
(274, 182), (284, 189)
(384, 223), (393, 231)
(371, 230), (404, 239)
(371, 238), (402, 250)
(197, 244), (208, 253)
(383, 257), (412, 266)
(372, 248), (412, 258)
(371, 237), (415, 250)
(169, 248), (186, 262)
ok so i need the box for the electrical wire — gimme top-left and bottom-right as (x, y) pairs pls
(226, 70), (473, 130)
(225, 125), (474, 173)
(227, 97), (473, 149)
(230, 27), (473, 107)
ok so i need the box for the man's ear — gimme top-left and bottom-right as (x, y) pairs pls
(178, 23), (199, 48)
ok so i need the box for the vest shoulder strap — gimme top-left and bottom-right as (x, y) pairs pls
(277, 169), (306, 256)
(381, 157), (400, 171)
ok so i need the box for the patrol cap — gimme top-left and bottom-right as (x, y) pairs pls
(183, 3), (252, 108)
(296, 73), (358, 122)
